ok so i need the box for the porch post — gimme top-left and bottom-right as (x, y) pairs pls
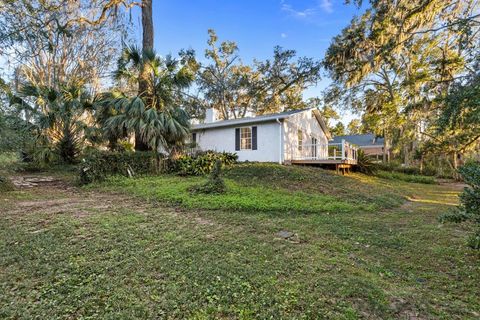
(341, 139), (346, 160)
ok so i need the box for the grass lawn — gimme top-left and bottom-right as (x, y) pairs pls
(1, 163), (479, 319)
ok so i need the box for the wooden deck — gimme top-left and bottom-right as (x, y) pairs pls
(288, 140), (358, 171)
(289, 159), (356, 175)
(290, 159), (357, 165)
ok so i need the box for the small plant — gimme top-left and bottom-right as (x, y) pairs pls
(355, 149), (377, 175)
(440, 161), (480, 249)
(0, 175), (15, 192)
(190, 159), (226, 194)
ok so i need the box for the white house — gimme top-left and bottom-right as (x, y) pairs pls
(190, 108), (355, 164)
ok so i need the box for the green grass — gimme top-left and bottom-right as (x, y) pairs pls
(95, 175), (377, 214)
(376, 170), (437, 184)
(92, 163), (406, 214)
(1, 163), (479, 319)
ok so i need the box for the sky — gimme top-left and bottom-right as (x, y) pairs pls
(133, 0), (366, 124)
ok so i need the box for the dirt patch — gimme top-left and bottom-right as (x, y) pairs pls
(11, 176), (68, 188)
(4, 175), (151, 220)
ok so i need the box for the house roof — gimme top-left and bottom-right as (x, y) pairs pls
(331, 134), (384, 147)
(191, 108), (310, 130)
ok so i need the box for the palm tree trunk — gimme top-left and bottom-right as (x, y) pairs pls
(135, 0), (154, 151)
(142, 0), (154, 51)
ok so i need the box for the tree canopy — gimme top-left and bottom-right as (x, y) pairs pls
(324, 0), (480, 167)
(192, 30), (322, 120)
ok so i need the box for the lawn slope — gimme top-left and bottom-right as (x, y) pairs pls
(94, 163), (405, 214)
(1, 164), (478, 319)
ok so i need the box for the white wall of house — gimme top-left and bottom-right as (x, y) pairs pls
(283, 110), (328, 161)
(192, 109), (328, 163)
(194, 121), (282, 162)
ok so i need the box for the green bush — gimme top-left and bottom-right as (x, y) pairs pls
(355, 149), (377, 175)
(376, 160), (453, 178)
(376, 162), (422, 175)
(175, 151), (237, 176)
(190, 159), (227, 194)
(438, 209), (471, 223)
(440, 161), (480, 249)
(376, 171), (436, 184)
(79, 150), (161, 184)
(0, 175), (14, 192)
(458, 161), (480, 216)
(0, 152), (19, 171)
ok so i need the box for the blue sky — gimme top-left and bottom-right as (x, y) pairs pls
(134, 0), (366, 123)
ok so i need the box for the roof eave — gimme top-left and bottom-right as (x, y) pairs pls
(191, 115), (287, 131)
(312, 109), (332, 140)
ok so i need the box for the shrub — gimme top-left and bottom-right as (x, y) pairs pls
(376, 162), (422, 175)
(190, 159), (227, 194)
(440, 161), (480, 249)
(0, 175), (14, 192)
(376, 171), (436, 184)
(438, 209), (471, 223)
(79, 150), (161, 184)
(175, 151), (237, 176)
(376, 159), (454, 178)
(355, 149), (377, 175)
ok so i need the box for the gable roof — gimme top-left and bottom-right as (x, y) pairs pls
(331, 134), (384, 146)
(191, 108), (309, 130)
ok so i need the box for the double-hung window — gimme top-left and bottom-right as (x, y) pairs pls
(235, 126), (257, 151)
(240, 127), (252, 150)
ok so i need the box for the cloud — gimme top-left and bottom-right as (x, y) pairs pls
(281, 3), (317, 18)
(281, 33), (288, 38)
(319, 0), (333, 13)
(281, 0), (334, 19)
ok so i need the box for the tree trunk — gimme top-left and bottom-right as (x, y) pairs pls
(141, 0), (154, 51)
(135, 0), (154, 151)
(419, 154), (424, 174)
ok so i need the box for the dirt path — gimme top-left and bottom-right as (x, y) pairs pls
(3, 175), (152, 219)
(3, 174), (219, 228)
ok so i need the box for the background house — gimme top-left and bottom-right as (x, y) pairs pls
(191, 108), (331, 164)
(331, 134), (387, 161)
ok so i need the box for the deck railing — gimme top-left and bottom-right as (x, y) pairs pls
(288, 139), (358, 163)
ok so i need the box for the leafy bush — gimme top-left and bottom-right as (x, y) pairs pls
(79, 150), (161, 184)
(355, 149), (377, 174)
(190, 159), (226, 194)
(458, 162), (480, 216)
(175, 151), (237, 176)
(376, 171), (436, 184)
(0, 175), (14, 192)
(440, 161), (480, 249)
(376, 160), (452, 178)
(376, 162), (423, 175)
(0, 152), (18, 170)
(438, 209), (471, 223)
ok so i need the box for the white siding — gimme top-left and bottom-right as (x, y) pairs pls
(194, 122), (281, 162)
(192, 109), (328, 163)
(283, 110), (328, 161)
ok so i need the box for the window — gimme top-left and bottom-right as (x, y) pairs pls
(240, 127), (252, 150)
(297, 130), (303, 151)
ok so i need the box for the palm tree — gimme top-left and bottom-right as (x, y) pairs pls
(104, 45), (197, 155)
(13, 82), (94, 164)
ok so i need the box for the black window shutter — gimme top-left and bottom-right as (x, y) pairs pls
(192, 132), (196, 143)
(235, 128), (240, 151)
(252, 126), (257, 150)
